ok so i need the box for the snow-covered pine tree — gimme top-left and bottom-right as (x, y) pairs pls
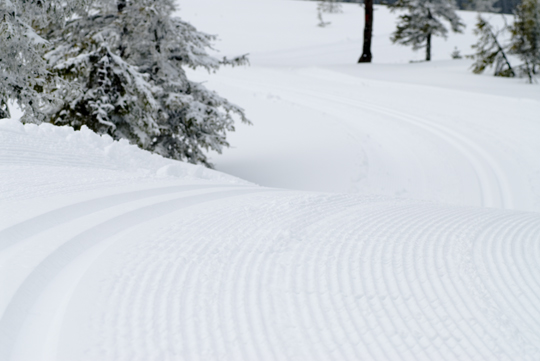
(390, 0), (465, 61)
(509, 0), (540, 81)
(43, 0), (249, 166)
(470, 15), (515, 76)
(0, 0), (82, 120)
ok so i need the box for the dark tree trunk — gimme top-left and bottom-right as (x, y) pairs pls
(358, 0), (373, 63)
(117, 0), (128, 57)
(425, 9), (432, 61)
(117, 0), (127, 13)
(426, 32), (431, 61)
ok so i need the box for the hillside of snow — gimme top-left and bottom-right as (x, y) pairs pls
(1, 0), (540, 360)
(180, 0), (540, 211)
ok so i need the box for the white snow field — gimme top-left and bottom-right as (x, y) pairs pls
(1, 0), (540, 360)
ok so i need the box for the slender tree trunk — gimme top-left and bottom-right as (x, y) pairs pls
(488, 28), (515, 76)
(117, 0), (127, 57)
(426, 32), (431, 61)
(425, 9), (432, 61)
(117, 0), (127, 13)
(358, 0), (373, 63)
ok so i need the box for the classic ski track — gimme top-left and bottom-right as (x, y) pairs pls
(224, 76), (514, 209)
(0, 187), (269, 361)
(0, 184), (246, 250)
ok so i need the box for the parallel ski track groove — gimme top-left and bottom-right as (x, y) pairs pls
(437, 211), (496, 359)
(476, 215), (540, 356)
(436, 210), (503, 359)
(393, 207), (475, 359)
(379, 206), (468, 359)
(320, 212), (370, 360)
(227, 77), (514, 210)
(343, 206), (417, 359)
(0, 184), (244, 251)
(519, 222), (540, 295)
(357, 207), (411, 359)
(481, 216), (539, 325)
(0, 187), (268, 361)
(511, 218), (540, 311)
(500, 217), (540, 319)
(384, 207), (454, 360)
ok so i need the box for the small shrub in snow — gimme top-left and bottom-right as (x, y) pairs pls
(451, 46), (463, 58)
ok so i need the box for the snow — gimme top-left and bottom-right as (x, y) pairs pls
(1, 0), (540, 360)
(179, 0), (540, 211)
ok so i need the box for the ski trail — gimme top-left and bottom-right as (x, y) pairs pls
(0, 184), (245, 250)
(220, 74), (514, 209)
(345, 100), (514, 209)
(0, 187), (269, 361)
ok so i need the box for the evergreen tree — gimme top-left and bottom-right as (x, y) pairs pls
(509, 0), (540, 81)
(470, 15), (515, 76)
(43, 0), (249, 166)
(0, 0), (82, 120)
(390, 0), (465, 61)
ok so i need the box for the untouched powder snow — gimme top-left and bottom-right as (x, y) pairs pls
(1, 0), (540, 360)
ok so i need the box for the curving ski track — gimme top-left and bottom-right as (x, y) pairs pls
(215, 72), (517, 210)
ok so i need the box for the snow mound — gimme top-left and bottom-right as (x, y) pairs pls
(0, 119), (250, 185)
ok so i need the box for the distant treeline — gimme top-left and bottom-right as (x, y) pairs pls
(338, 0), (520, 13)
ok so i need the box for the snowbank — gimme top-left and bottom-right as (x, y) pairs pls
(0, 119), (250, 185)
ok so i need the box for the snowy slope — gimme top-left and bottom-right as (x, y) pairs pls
(1, 119), (540, 361)
(2, 0), (540, 360)
(179, 0), (540, 211)
(1, 119), (539, 361)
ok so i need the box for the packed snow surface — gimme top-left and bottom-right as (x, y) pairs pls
(2, 0), (540, 360)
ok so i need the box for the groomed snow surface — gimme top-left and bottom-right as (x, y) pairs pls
(2, 0), (540, 360)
